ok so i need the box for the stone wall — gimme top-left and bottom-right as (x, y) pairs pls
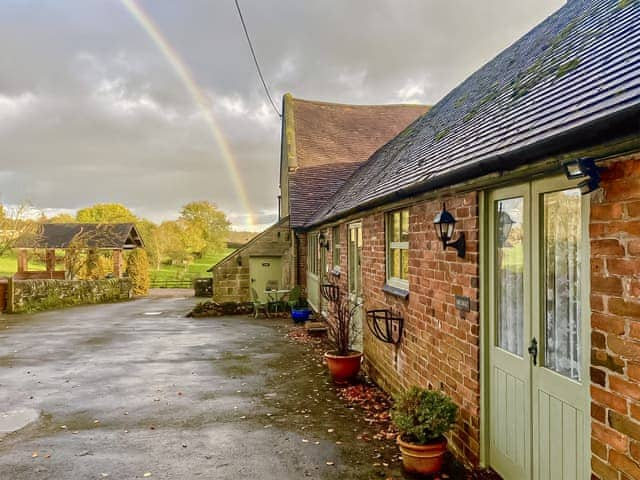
(589, 154), (640, 480)
(212, 217), (292, 303)
(320, 192), (481, 465)
(10, 278), (132, 314)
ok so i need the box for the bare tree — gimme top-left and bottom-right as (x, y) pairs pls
(0, 204), (41, 257)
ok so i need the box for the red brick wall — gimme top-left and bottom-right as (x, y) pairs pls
(326, 192), (481, 465)
(590, 154), (640, 480)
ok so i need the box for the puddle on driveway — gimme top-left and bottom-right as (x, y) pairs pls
(0, 409), (40, 435)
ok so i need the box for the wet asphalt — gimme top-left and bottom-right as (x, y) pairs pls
(0, 295), (407, 480)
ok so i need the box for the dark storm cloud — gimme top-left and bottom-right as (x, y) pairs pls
(0, 0), (563, 229)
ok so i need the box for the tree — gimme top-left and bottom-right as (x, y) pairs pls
(179, 201), (230, 254)
(135, 219), (161, 270)
(157, 220), (206, 268)
(47, 213), (77, 224)
(76, 203), (137, 224)
(0, 203), (41, 257)
(62, 225), (122, 280)
(126, 249), (150, 296)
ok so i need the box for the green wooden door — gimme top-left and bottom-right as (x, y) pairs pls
(488, 184), (532, 479)
(348, 223), (363, 352)
(487, 177), (589, 480)
(249, 256), (282, 302)
(530, 177), (590, 480)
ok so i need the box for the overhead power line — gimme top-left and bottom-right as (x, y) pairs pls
(234, 0), (282, 118)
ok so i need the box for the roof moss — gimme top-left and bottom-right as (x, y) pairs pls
(556, 58), (581, 78)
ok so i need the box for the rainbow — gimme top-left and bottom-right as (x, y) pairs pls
(120, 0), (255, 227)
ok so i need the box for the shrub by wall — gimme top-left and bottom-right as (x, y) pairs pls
(126, 249), (150, 296)
(10, 278), (132, 314)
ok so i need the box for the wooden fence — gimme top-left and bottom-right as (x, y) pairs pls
(149, 278), (194, 289)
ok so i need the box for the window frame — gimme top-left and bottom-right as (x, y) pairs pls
(308, 232), (320, 277)
(385, 208), (410, 290)
(331, 226), (341, 273)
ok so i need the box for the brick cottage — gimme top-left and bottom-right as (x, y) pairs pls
(211, 1), (640, 478)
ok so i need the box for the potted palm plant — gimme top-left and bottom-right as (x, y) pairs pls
(391, 386), (458, 475)
(321, 283), (362, 383)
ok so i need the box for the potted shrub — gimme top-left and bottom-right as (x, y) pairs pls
(391, 386), (458, 475)
(323, 287), (362, 383)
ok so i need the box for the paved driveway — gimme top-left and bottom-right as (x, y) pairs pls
(0, 296), (404, 479)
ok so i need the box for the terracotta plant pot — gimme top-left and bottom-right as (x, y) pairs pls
(324, 351), (362, 383)
(397, 435), (447, 475)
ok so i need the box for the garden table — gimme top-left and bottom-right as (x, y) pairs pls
(264, 289), (291, 313)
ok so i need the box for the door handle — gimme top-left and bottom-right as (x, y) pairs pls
(528, 337), (538, 366)
(251, 278), (255, 283)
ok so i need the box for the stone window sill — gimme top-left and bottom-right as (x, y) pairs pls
(382, 283), (409, 299)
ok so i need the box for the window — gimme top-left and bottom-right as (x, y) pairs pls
(348, 223), (362, 295)
(332, 226), (341, 272)
(386, 209), (409, 288)
(308, 233), (319, 276)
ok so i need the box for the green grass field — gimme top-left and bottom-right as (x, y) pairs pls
(0, 249), (234, 281)
(0, 251), (46, 277)
(149, 249), (234, 284)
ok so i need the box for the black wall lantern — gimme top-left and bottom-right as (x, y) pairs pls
(497, 209), (515, 248)
(236, 255), (242, 267)
(563, 157), (601, 194)
(318, 232), (330, 250)
(433, 203), (466, 258)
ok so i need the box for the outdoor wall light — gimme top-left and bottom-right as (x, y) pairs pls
(318, 232), (330, 250)
(433, 203), (466, 258)
(563, 157), (601, 194)
(497, 209), (515, 248)
(236, 255), (242, 267)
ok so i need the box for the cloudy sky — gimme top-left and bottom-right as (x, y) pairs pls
(0, 0), (564, 230)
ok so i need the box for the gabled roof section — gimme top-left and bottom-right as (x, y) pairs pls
(289, 163), (364, 227)
(283, 95), (429, 227)
(16, 223), (145, 249)
(284, 95), (429, 170)
(208, 216), (290, 272)
(310, 0), (640, 226)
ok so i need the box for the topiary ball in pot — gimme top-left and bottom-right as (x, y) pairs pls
(391, 386), (458, 475)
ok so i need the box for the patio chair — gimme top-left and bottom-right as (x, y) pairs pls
(251, 287), (269, 318)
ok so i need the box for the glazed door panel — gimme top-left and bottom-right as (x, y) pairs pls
(307, 233), (320, 311)
(488, 185), (531, 480)
(348, 223), (363, 352)
(531, 178), (589, 480)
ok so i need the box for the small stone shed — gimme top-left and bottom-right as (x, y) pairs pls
(14, 223), (144, 279)
(209, 217), (291, 303)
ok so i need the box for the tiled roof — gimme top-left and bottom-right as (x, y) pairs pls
(16, 223), (145, 249)
(289, 162), (364, 227)
(285, 96), (428, 227)
(310, 0), (640, 226)
(288, 96), (429, 168)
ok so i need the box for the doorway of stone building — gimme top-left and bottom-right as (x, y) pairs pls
(249, 256), (282, 303)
